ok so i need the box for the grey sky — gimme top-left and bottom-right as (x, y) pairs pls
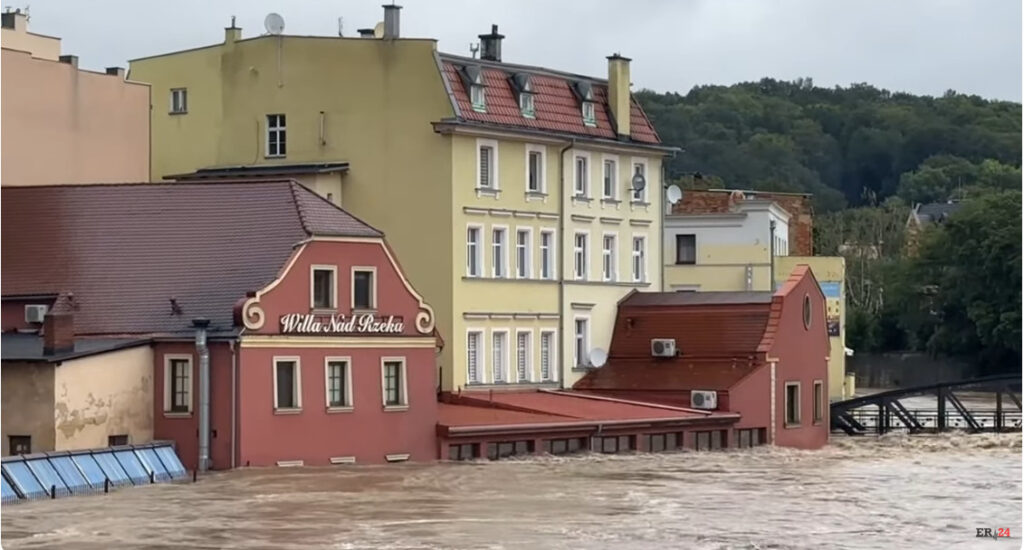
(19, 0), (1023, 101)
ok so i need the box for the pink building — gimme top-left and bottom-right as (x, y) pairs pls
(0, 9), (149, 186)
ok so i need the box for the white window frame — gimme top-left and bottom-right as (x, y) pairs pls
(466, 329), (484, 385)
(573, 152), (591, 198)
(515, 227), (532, 279)
(573, 230), (589, 281)
(602, 232), (618, 282)
(351, 266), (378, 311)
(630, 157), (649, 203)
(169, 88), (187, 114)
(540, 229), (556, 280)
(466, 224), (483, 277)
(573, 316), (591, 368)
(582, 101), (596, 126)
(477, 138), (499, 191)
(515, 329), (533, 382)
(273, 356), (303, 411)
(631, 235), (647, 283)
(491, 329), (510, 383)
(324, 357), (354, 411)
(785, 381), (801, 426)
(519, 91), (535, 117)
(381, 357), (409, 410)
(163, 354), (193, 415)
(813, 379), (824, 423)
(601, 154), (619, 200)
(471, 83), (486, 111)
(491, 225), (508, 278)
(540, 329), (557, 382)
(266, 113), (286, 158)
(525, 144), (546, 194)
(310, 264), (337, 311)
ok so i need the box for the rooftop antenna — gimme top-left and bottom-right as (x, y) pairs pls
(469, 42), (480, 59)
(337, 16), (343, 37)
(264, 12), (285, 35)
(230, 15), (236, 28)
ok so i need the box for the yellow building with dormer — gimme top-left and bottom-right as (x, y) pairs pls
(128, 7), (675, 391)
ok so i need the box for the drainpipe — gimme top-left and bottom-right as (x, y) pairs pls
(229, 338), (237, 469)
(659, 153), (675, 292)
(192, 318), (211, 472)
(769, 219), (777, 292)
(557, 139), (576, 389)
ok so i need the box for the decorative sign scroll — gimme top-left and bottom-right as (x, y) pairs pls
(280, 313), (404, 335)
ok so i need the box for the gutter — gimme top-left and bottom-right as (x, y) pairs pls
(442, 413), (741, 436)
(557, 139), (576, 388)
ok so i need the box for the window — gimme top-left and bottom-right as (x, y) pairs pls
(164, 356), (192, 414)
(467, 226), (482, 277)
(311, 266), (336, 310)
(515, 229), (531, 278)
(803, 295), (812, 329)
(352, 269), (376, 310)
(675, 234), (696, 265)
(602, 158), (617, 199)
(785, 382), (801, 426)
(448, 443), (480, 461)
(736, 428), (767, 448)
(573, 232), (588, 280)
(492, 227), (507, 278)
(516, 331), (531, 382)
(108, 435), (129, 447)
(467, 331), (483, 384)
(492, 331), (508, 382)
(486, 440), (534, 460)
(592, 435), (634, 454)
(325, 359), (352, 408)
(631, 162), (647, 202)
(527, 148), (544, 193)
(602, 234), (617, 282)
(478, 144), (495, 190)
(647, 432), (682, 453)
(540, 331), (554, 381)
(631, 236), (646, 282)
(582, 101), (596, 126)
(169, 88), (187, 114)
(574, 155), (589, 197)
(519, 92), (535, 117)
(8, 436), (30, 455)
(471, 84), (486, 111)
(540, 231), (555, 279)
(813, 380), (824, 423)
(273, 358), (301, 410)
(694, 430), (726, 451)
(574, 317), (589, 367)
(266, 114), (286, 157)
(542, 437), (587, 455)
(382, 359), (407, 407)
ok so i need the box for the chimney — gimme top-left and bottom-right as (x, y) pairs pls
(105, 67), (125, 78)
(225, 16), (241, 43)
(43, 294), (75, 356)
(1, 9), (27, 31)
(606, 53), (632, 139)
(382, 4), (401, 39)
(358, 28), (376, 38)
(59, 55), (79, 68)
(478, 24), (504, 62)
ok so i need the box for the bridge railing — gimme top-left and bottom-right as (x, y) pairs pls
(840, 408), (1022, 431)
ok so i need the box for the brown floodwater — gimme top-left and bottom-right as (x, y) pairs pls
(2, 432), (1020, 550)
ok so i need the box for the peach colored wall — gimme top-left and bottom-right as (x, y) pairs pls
(1, 48), (150, 186)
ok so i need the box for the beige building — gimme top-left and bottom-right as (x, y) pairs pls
(0, 9), (150, 186)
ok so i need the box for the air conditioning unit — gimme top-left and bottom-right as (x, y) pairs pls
(690, 390), (718, 410)
(25, 305), (48, 324)
(651, 338), (677, 357)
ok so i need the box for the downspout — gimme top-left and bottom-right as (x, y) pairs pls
(769, 219), (777, 292)
(229, 338), (237, 469)
(659, 152), (676, 292)
(192, 318), (211, 472)
(557, 139), (576, 389)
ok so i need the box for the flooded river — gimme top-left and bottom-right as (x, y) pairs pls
(2, 433), (1020, 550)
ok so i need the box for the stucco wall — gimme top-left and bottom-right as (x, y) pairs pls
(0, 18), (61, 60)
(53, 345), (154, 450)
(1, 362), (56, 454)
(1, 48), (150, 186)
(727, 365), (773, 445)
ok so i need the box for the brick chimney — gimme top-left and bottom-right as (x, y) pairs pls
(58, 55), (79, 68)
(479, 24), (504, 62)
(1, 9), (28, 32)
(224, 16), (241, 44)
(606, 53), (631, 139)
(43, 294), (75, 356)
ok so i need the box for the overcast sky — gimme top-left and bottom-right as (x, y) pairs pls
(18, 0), (1023, 101)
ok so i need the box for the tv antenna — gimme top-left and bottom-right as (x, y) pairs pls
(469, 42), (480, 59)
(337, 16), (344, 37)
(264, 12), (285, 35)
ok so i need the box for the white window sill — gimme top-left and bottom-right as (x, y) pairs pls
(273, 408), (303, 415)
(383, 405), (410, 412)
(630, 200), (651, 207)
(475, 187), (500, 198)
(601, 197), (621, 205)
(385, 453), (411, 463)
(311, 307), (337, 315)
(524, 191), (548, 202)
(327, 406), (354, 414)
(784, 421), (802, 429)
(169, 110), (188, 116)
(351, 308), (377, 316)
(572, 195), (593, 203)
(163, 411), (192, 419)
(265, 154), (287, 159)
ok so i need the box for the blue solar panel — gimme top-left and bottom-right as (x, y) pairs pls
(93, 452), (131, 486)
(1, 472), (20, 502)
(71, 454), (107, 488)
(26, 458), (70, 497)
(154, 445), (187, 479)
(49, 455), (90, 493)
(2, 461), (47, 499)
(113, 450), (149, 484)
(135, 448), (170, 481)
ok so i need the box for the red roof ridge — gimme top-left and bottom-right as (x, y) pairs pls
(542, 389), (711, 415)
(757, 265), (821, 354)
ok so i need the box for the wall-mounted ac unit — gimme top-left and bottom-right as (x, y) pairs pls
(24, 305), (48, 324)
(651, 338), (676, 357)
(690, 390), (717, 410)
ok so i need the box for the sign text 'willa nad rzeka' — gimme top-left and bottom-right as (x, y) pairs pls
(280, 313), (404, 335)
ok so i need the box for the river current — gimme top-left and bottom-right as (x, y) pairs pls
(2, 432), (1020, 550)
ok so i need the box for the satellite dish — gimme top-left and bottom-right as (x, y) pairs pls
(264, 13), (285, 35)
(631, 173), (647, 192)
(666, 185), (683, 205)
(589, 348), (608, 368)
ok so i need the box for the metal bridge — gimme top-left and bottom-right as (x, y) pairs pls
(831, 373), (1022, 435)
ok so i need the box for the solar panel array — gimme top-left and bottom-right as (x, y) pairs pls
(1, 442), (187, 503)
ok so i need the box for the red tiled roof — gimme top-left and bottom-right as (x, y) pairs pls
(438, 402), (571, 427)
(439, 55), (660, 144)
(1, 181), (381, 336)
(612, 303), (771, 358)
(621, 291), (773, 307)
(574, 359), (760, 392)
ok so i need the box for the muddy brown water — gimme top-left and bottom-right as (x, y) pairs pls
(1, 433), (1020, 550)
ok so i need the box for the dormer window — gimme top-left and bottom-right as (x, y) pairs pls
(519, 92), (535, 118)
(461, 65), (487, 113)
(574, 81), (597, 127)
(512, 73), (535, 118)
(471, 84), (486, 111)
(582, 101), (596, 126)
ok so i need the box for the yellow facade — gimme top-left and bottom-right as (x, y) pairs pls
(129, 27), (667, 391)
